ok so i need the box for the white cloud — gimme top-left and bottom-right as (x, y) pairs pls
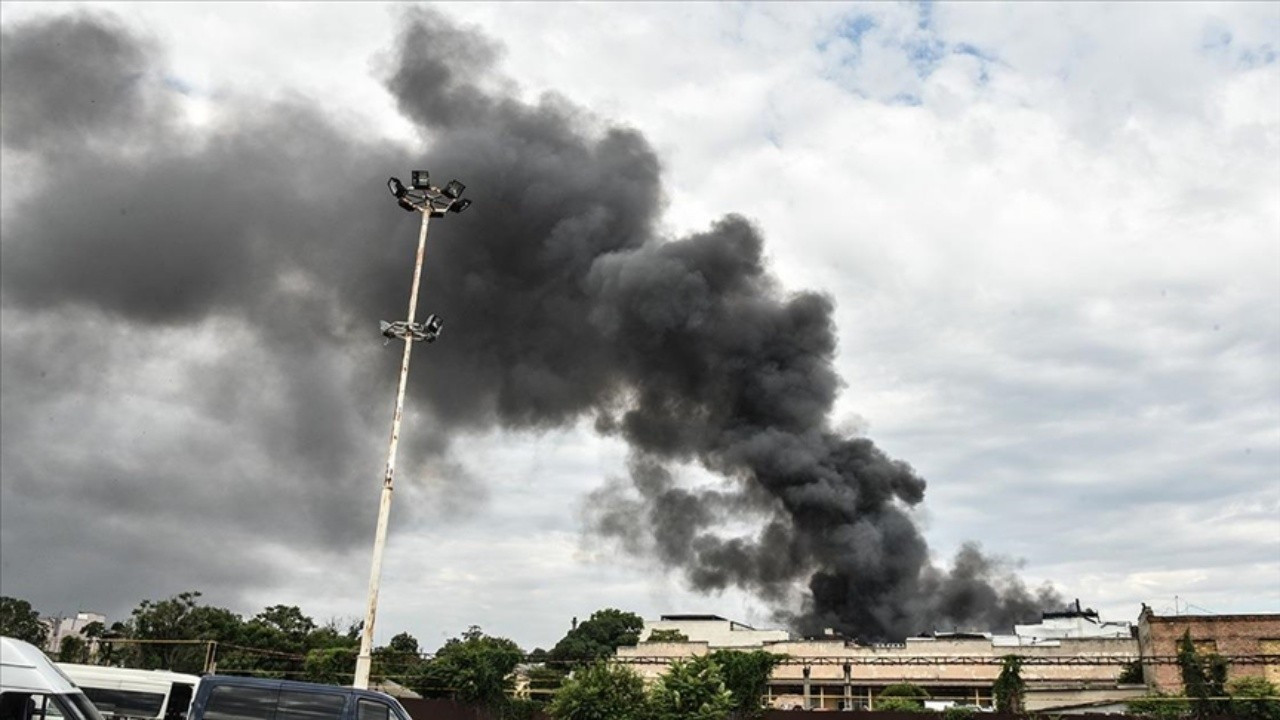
(2, 1), (1276, 649)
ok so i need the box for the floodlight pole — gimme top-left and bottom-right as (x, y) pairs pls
(353, 208), (431, 690)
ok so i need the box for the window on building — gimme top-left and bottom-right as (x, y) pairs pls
(1192, 639), (1218, 655)
(1262, 639), (1280, 685)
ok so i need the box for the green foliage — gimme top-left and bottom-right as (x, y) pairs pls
(373, 631), (423, 683)
(880, 682), (930, 698)
(647, 629), (690, 643)
(303, 646), (357, 685)
(993, 654), (1026, 714)
(412, 626), (524, 712)
(1177, 630), (1227, 718)
(497, 698), (542, 720)
(548, 609), (644, 669)
(1228, 676), (1280, 720)
(59, 635), (89, 663)
(1119, 659), (1146, 684)
(709, 650), (782, 718)
(1126, 692), (1192, 718)
(877, 683), (929, 711)
(0, 596), (48, 647)
(648, 655), (734, 720)
(876, 696), (928, 712)
(546, 661), (649, 720)
(941, 705), (978, 720)
(525, 665), (568, 704)
(130, 591), (216, 671)
(80, 621), (106, 640)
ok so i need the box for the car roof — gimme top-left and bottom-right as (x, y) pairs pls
(58, 663), (201, 689)
(1, 636), (80, 694)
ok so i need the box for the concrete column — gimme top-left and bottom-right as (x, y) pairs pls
(802, 666), (811, 709)
(843, 663), (852, 710)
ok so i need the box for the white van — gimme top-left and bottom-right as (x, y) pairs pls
(56, 666), (197, 720)
(0, 636), (104, 720)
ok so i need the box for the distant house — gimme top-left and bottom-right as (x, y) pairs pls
(1015, 599), (1135, 641)
(637, 614), (791, 648)
(41, 611), (106, 653)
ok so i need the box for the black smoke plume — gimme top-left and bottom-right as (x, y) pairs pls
(0, 8), (1057, 638)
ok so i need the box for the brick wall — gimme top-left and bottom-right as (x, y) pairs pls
(1137, 610), (1280, 692)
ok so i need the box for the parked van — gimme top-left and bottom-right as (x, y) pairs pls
(0, 637), (104, 720)
(188, 676), (412, 720)
(57, 665), (198, 720)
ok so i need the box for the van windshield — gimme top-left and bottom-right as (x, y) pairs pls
(9, 693), (106, 720)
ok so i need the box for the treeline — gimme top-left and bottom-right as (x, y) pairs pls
(0, 593), (781, 719)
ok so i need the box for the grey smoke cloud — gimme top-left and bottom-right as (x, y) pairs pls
(1, 8), (1057, 638)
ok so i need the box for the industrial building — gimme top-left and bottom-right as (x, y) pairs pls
(616, 604), (1280, 712)
(1136, 606), (1280, 692)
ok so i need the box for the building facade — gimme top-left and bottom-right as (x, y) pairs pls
(617, 610), (1143, 712)
(1137, 607), (1280, 691)
(638, 615), (790, 648)
(41, 611), (106, 654)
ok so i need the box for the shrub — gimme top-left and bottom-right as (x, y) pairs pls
(1228, 676), (1280, 720)
(942, 706), (978, 720)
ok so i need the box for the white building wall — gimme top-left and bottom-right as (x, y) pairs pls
(42, 612), (106, 653)
(639, 618), (790, 648)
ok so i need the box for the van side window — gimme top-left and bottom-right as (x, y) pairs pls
(275, 693), (344, 720)
(203, 687), (277, 720)
(164, 684), (193, 720)
(82, 688), (166, 719)
(355, 700), (388, 720)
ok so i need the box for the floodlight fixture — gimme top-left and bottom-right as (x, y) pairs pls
(443, 180), (465, 199)
(387, 177), (407, 199)
(410, 170), (431, 189)
(396, 197), (417, 212)
(450, 198), (472, 214)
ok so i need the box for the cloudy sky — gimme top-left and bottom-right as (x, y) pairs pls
(1, 1), (1277, 652)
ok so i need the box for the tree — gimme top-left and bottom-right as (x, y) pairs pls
(546, 661), (648, 720)
(993, 654), (1026, 714)
(303, 646), (357, 685)
(1178, 630), (1227, 718)
(878, 683), (930, 712)
(253, 605), (316, 639)
(373, 632), (423, 683)
(1118, 659), (1145, 684)
(548, 610), (643, 668)
(59, 635), (89, 663)
(130, 591), (245, 672)
(648, 655), (734, 720)
(413, 626), (524, 716)
(1228, 676), (1280, 720)
(709, 650), (782, 719)
(646, 630), (689, 643)
(0, 596), (48, 647)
